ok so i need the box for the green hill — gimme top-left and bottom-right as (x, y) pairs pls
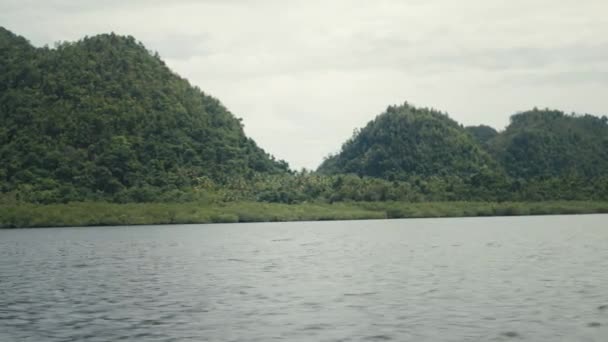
(317, 103), (498, 180)
(0, 28), (289, 203)
(487, 108), (608, 178)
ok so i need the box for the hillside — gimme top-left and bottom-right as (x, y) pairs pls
(319, 103), (608, 182)
(0, 28), (289, 203)
(487, 108), (608, 178)
(317, 103), (498, 180)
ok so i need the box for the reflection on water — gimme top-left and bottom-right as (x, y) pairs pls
(1, 215), (607, 341)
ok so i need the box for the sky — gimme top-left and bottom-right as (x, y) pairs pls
(1, 0), (607, 169)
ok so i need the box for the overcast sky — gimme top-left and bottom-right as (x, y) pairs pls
(2, 0), (607, 169)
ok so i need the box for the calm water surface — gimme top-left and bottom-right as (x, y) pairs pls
(1, 215), (607, 341)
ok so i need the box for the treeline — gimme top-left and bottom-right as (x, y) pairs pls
(197, 172), (608, 203)
(4, 171), (606, 205)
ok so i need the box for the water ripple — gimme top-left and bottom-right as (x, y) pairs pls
(0, 215), (607, 341)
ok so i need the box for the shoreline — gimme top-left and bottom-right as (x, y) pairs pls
(5, 212), (606, 230)
(2, 200), (608, 229)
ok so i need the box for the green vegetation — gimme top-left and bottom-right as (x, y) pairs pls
(317, 103), (608, 202)
(318, 103), (498, 179)
(0, 201), (385, 228)
(1, 201), (606, 228)
(486, 108), (608, 178)
(319, 103), (608, 182)
(194, 172), (608, 204)
(465, 125), (498, 146)
(1, 28), (607, 228)
(0, 27), (289, 204)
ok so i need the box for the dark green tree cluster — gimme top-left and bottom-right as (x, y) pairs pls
(486, 108), (608, 178)
(465, 125), (498, 146)
(0, 28), (289, 203)
(317, 103), (608, 202)
(197, 171), (608, 204)
(317, 103), (498, 180)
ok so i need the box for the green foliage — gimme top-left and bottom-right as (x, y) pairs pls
(2, 27), (608, 209)
(317, 104), (608, 203)
(186, 171), (608, 204)
(2, 200), (607, 228)
(317, 102), (498, 179)
(465, 125), (498, 146)
(0, 28), (289, 203)
(487, 108), (608, 178)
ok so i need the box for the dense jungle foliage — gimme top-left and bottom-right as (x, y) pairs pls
(465, 125), (498, 146)
(319, 103), (608, 181)
(486, 108), (608, 178)
(1, 28), (607, 206)
(317, 103), (499, 179)
(0, 27), (289, 203)
(317, 104), (608, 201)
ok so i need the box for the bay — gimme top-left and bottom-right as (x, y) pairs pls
(1, 215), (607, 341)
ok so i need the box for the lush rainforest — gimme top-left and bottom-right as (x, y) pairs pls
(317, 103), (498, 179)
(0, 27), (289, 203)
(318, 104), (608, 202)
(1, 27), (608, 207)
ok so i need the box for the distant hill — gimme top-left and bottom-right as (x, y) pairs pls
(0, 27), (289, 202)
(317, 103), (498, 180)
(487, 108), (608, 178)
(320, 103), (608, 182)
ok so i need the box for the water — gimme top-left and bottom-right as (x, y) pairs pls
(1, 215), (607, 341)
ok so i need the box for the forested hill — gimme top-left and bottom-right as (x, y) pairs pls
(487, 108), (608, 178)
(317, 103), (498, 179)
(319, 104), (608, 182)
(0, 27), (289, 202)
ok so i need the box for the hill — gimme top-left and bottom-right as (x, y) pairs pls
(0, 28), (289, 203)
(317, 103), (498, 180)
(487, 108), (608, 178)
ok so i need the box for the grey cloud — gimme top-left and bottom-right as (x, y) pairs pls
(513, 70), (608, 86)
(432, 43), (608, 72)
(0, 0), (247, 12)
(146, 33), (213, 60)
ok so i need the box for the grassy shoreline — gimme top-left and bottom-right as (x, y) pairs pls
(1, 200), (608, 228)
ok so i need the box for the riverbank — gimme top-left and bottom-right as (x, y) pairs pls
(1, 200), (608, 228)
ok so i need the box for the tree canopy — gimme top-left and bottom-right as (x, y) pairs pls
(319, 104), (608, 183)
(465, 125), (498, 146)
(0, 27), (289, 203)
(486, 108), (608, 178)
(317, 102), (498, 180)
